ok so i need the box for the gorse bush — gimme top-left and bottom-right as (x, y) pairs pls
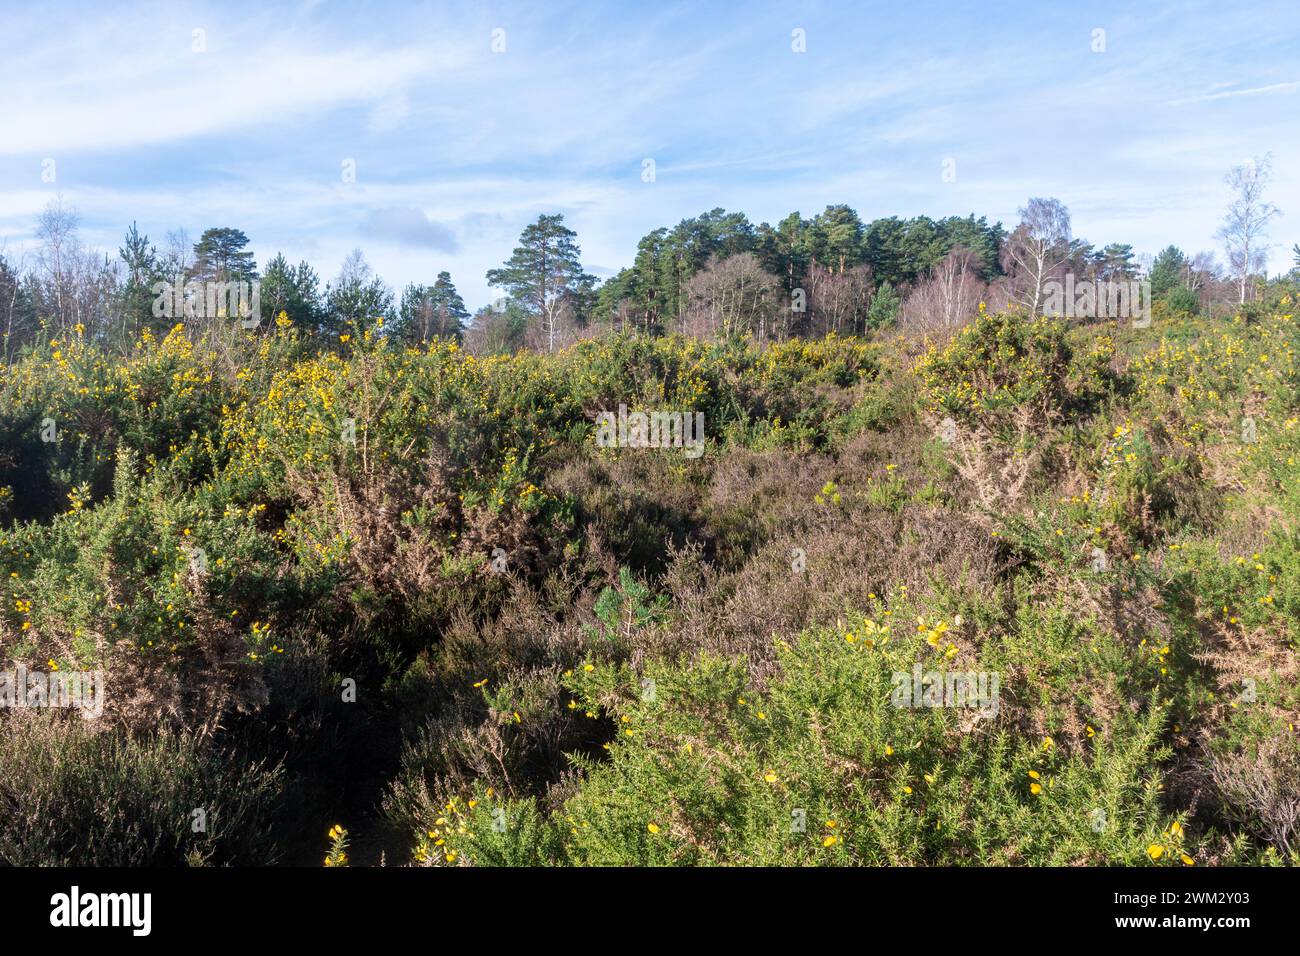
(409, 614), (1179, 866)
(2, 304), (1299, 866)
(913, 306), (1114, 435)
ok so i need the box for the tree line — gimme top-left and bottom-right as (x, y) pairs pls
(1, 154), (1292, 361)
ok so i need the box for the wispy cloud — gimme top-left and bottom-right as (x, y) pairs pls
(2, 0), (1298, 307)
(0, 5), (470, 156)
(1170, 79), (1300, 105)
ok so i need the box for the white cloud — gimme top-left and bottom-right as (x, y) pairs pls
(0, 7), (469, 156)
(1170, 80), (1300, 105)
(3, 0), (1299, 305)
(361, 207), (458, 251)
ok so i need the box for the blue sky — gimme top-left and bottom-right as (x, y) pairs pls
(2, 0), (1298, 310)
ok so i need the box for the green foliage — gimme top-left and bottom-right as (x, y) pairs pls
(913, 307), (1114, 434)
(1149, 245), (1187, 300)
(867, 281), (900, 330)
(425, 614), (1180, 866)
(398, 272), (469, 343)
(325, 251), (394, 338)
(590, 567), (669, 648)
(486, 214), (595, 333)
(261, 254), (326, 331)
(5, 298), (1300, 868)
(602, 207), (1005, 335)
(191, 227), (258, 284)
(1166, 285), (1200, 316)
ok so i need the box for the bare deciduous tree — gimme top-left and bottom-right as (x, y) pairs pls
(900, 246), (986, 333)
(803, 262), (873, 337)
(524, 296), (581, 352)
(34, 197), (81, 329)
(1185, 251), (1219, 292)
(683, 254), (782, 340)
(161, 228), (193, 284)
(1216, 154), (1280, 304)
(1002, 197), (1071, 316)
(28, 199), (121, 339)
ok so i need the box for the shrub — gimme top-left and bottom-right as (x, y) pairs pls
(410, 614), (1182, 866)
(4, 308), (1298, 867)
(913, 306), (1113, 435)
(0, 716), (283, 866)
(1165, 286), (1200, 316)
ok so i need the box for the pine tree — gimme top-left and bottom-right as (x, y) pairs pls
(117, 222), (162, 339)
(398, 271), (469, 343)
(325, 250), (393, 339)
(190, 227), (258, 284)
(261, 254), (325, 329)
(1149, 246), (1187, 300)
(486, 214), (593, 351)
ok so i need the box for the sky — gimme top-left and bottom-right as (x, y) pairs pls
(1, 0), (1298, 311)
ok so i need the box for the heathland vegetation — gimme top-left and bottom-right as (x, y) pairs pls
(2, 160), (1299, 866)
